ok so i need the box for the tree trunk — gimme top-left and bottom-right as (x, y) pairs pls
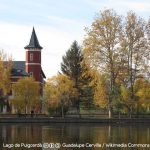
(136, 103), (139, 118)
(118, 112), (120, 119)
(77, 100), (81, 118)
(61, 105), (64, 118)
(147, 106), (150, 113)
(77, 108), (81, 118)
(129, 106), (132, 119)
(108, 105), (112, 119)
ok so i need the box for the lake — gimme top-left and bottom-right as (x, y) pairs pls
(0, 123), (150, 150)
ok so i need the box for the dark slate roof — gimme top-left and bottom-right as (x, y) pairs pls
(24, 27), (43, 49)
(12, 61), (46, 78)
(41, 69), (46, 78)
(5, 61), (46, 78)
(12, 61), (29, 76)
(13, 61), (25, 70)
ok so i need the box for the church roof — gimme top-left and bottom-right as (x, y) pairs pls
(12, 61), (29, 76)
(24, 27), (43, 49)
(41, 69), (46, 78)
(12, 61), (46, 78)
(13, 61), (25, 70)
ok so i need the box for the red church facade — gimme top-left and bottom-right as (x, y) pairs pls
(25, 27), (45, 83)
(2, 28), (46, 113)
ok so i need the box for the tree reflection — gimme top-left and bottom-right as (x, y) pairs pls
(0, 123), (149, 150)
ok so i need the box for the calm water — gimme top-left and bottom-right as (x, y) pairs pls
(0, 123), (150, 150)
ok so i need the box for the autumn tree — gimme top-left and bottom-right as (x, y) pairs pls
(94, 74), (108, 109)
(83, 9), (122, 118)
(0, 50), (12, 112)
(45, 74), (77, 118)
(120, 85), (134, 115)
(61, 41), (83, 113)
(120, 11), (148, 117)
(12, 77), (40, 114)
(145, 18), (150, 79)
(134, 79), (150, 113)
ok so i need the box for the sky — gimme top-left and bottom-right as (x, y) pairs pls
(0, 0), (150, 78)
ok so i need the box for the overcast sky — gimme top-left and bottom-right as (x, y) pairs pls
(0, 0), (150, 78)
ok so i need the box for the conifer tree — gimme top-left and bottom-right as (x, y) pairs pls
(80, 61), (95, 109)
(61, 41), (83, 113)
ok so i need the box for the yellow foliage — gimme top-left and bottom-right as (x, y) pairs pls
(120, 86), (130, 101)
(120, 86), (133, 106)
(12, 77), (40, 113)
(0, 50), (12, 95)
(45, 74), (78, 108)
(94, 75), (108, 108)
(135, 79), (150, 107)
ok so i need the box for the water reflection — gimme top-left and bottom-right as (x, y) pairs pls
(0, 123), (149, 150)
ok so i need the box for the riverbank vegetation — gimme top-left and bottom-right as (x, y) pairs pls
(45, 9), (150, 118)
(0, 50), (12, 112)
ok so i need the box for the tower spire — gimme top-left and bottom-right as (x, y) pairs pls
(24, 27), (43, 49)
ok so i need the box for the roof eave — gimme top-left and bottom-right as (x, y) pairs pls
(24, 45), (43, 49)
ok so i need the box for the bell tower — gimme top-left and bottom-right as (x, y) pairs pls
(24, 27), (43, 82)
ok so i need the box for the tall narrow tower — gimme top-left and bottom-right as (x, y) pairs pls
(24, 27), (44, 83)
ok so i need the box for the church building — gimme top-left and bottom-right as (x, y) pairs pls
(11, 27), (46, 83)
(3, 27), (46, 113)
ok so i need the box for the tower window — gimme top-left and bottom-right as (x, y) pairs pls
(30, 53), (33, 61)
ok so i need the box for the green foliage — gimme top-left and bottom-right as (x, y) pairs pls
(79, 61), (95, 109)
(61, 41), (83, 113)
(61, 41), (83, 83)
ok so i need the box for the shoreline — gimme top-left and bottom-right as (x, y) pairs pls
(0, 117), (150, 123)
